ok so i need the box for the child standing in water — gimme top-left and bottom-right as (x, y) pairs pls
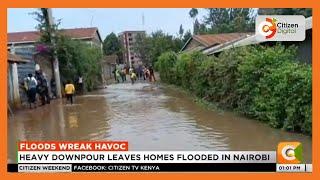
(65, 80), (75, 105)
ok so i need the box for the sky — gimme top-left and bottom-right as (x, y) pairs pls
(8, 8), (206, 39)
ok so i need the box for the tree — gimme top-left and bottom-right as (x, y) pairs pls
(31, 8), (61, 45)
(103, 32), (122, 56)
(182, 30), (192, 45)
(202, 8), (255, 33)
(258, 8), (312, 17)
(193, 19), (200, 35)
(133, 33), (152, 65)
(32, 8), (103, 91)
(179, 24), (184, 39)
(189, 8), (198, 20)
(56, 36), (103, 91)
(133, 30), (184, 66)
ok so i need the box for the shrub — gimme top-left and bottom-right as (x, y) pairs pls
(236, 44), (297, 117)
(156, 51), (177, 84)
(157, 44), (312, 135)
(56, 36), (103, 91)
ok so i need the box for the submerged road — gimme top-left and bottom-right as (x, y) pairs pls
(8, 82), (312, 163)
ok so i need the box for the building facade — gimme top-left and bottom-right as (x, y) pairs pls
(7, 53), (29, 109)
(7, 27), (103, 103)
(118, 31), (145, 68)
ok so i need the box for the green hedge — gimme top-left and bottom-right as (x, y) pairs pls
(156, 44), (312, 135)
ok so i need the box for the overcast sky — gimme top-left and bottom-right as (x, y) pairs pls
(8, 8), (207, 39)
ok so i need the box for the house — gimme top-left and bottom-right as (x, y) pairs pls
(7, 27), (104, 99)
(180, 33), (253, 52)
(118, 31), (146, 67)
(203, 16), (312, 64)
(7, 53), (29, 109)
(101, 55), (118, 84)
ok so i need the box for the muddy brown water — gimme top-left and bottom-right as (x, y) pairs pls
(8, 82), (312, 163)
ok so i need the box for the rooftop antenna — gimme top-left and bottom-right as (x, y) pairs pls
(141, 12), (145, 30)
(86, 8), (95, 27)
(90, 15), (94, 27)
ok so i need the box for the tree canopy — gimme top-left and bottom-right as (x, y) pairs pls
(258, 8), (312, 17)
(103, 32), (122, 56)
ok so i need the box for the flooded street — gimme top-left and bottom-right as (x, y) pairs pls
(8, 82), (312, 163)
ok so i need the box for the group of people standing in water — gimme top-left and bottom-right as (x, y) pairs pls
(113, 64), (156, 85)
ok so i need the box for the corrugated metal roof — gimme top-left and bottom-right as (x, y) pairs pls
(7, 53), (30, 63)
(181, 32), (253, 52)
(8, 27), (101, 44)
(205, 16), (312, 55)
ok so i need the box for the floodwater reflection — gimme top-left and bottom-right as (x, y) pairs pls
(8, 82), (312, 163)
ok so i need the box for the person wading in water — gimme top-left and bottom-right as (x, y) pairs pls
(65, 80), (75, 105)
(24, 73), (38, 109)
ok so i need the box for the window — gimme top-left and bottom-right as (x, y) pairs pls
(128, 33), (132, 36)
(131, 57), (134, 60)
(129, 38), (133, 41)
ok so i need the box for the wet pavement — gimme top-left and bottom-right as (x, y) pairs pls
(8, 82), (312, 163)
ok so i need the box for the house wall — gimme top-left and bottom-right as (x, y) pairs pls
(92, 31), (102, 47)
(183, 39), (204, 52)
(262, 29), (312, 64)
(102, 62), (115, 84)
(9, 45), (36, 104)
(294, 29), (312, 64)
(8, 62), (22, 108)
(8, 63), (14, 106)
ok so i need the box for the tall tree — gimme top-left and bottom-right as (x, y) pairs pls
(133, 33), (152, 65)
(189, 8), (198, 20)
(103, 32), (122, 56)
(179, 24), (184, 39)
(182, 30), (192, 45)
(193, 19), (201, 35)
(258, 8), (312, 17)
(203, 8), (255, 33)
(31, 8), (61, 44)
(133, 30), (183, 65)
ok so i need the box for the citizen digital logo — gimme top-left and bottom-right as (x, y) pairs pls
(256, 15), (305, 41)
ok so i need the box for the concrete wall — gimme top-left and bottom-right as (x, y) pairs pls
(11, 45), (36, 105)
(8, 62), (22, 108)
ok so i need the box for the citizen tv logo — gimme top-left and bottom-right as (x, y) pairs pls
(277, 142), (303, 164)
(256, 15), (305, 41)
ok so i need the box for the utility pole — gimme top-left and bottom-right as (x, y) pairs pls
(46, 8), (62, 98)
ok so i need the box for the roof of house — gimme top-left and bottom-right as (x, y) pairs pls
(204, 16), (313, 55)
(8, 27), (102, 44)
(7, 53), (30, 63)
(180, 32), (253, 52)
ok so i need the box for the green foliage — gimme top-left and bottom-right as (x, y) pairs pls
(56, 36), (103, 91)
(155, 51), (177, 84)
(32, 8), (103, 92)
(189, 8), (199, 19)
(236, 45), (297, 117)
(157, 44), (312, 135)
(31, 8), (61, 44)
(103, 32), (122, 58)
(194, 8), (256, 34)
(258, 8), (312, 17)
(134, 30), (183, 66)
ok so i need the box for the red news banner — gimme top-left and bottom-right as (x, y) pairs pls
(18, 141), (129, 151)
